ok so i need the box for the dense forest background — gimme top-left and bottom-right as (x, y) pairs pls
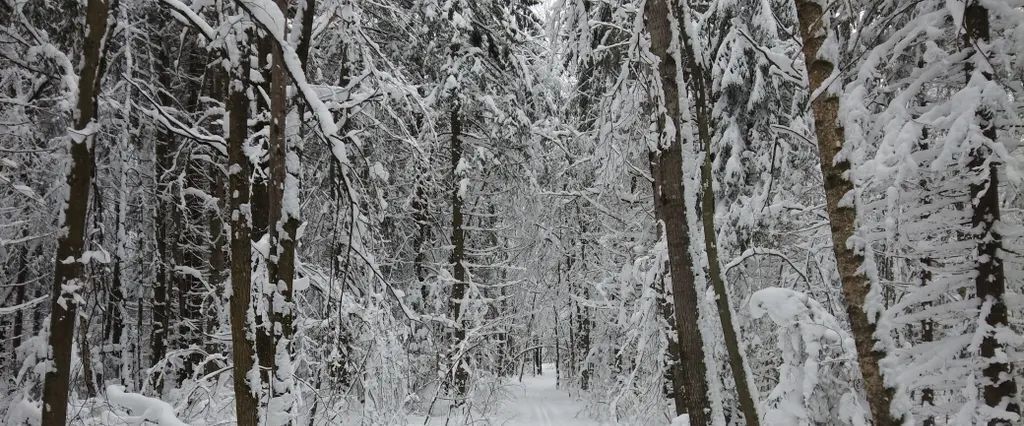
(0, 0), (1021, 424)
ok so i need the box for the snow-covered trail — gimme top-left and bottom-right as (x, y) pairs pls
(495, 365), (594, 425)
(414, 363), (599, 425)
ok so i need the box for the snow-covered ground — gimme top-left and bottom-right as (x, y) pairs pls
(412, 364), (599, 425)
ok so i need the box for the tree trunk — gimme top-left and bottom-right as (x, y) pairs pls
(253, 32), (276, 387)
(296, 0), (316, 72)
(226, 38), (261, 426)
(79, 317), (97, 397)
(649, 151), (687, 409)
(265, 0), (296, 402)
(207, 161), (227, 376)
(553, 303), (561, 386)
(794, 2), (899, 424)
(152, 125), (172, 392)
(151, 23), (178, 389)
(534, 345), (542, 375)
(203, 64), (228, 377)
(963, 3), (1019, 422)
(1, 287), (9, 371)
(575, 236), (591, 391)
(686, 21), (761, 425)
(177, 156), (206, 381)
(11, 241), (30, 371)
(106, 183), (126, 384)
(40, 0), (109, 423)
(446, 105), (470, 398)
(919, 257), (935, 426)
(644, 0), (711, 422)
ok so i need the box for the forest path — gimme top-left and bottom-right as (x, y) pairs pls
(496, 363), (594, 425)
(414, 363), (598, 425)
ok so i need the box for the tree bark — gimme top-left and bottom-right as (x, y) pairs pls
(152, 122), (172, 392)
(649, 142), (688, 412)
(683, 16), (761, 423)
(253, 32), (276, 387)
(919, 256), (935, 426)
(1, 285), (9, 370)
(41, 0), (109, 423)
(207, 161), (228, 376)
(296, 0), (316, 72)
(963, 3), (1019, 423)
(106, 187), (126, 383)
(226, 38), (261, 426)
(574, 233), (591, 391)
(446, 105), (470, 398)
(150, 16), (182, 387)
(794, 1), (899, 425)
(79, 317), (97, 397)
(177, 156), (206, 381)
(265, 0), (296, 401)
(644, 0), (711, 422)
(11, 241), (31, 371)
(553, 303), (561, 386)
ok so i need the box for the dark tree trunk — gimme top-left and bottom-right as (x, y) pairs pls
(553, 303), (561, 386)
(11, 242), (30, 371)
(150, 22), (178, 389)
(41, 0), (109, 423)
(226, 37), (261, 426)
(106, 228), (125, 383)
(1, 287), (8, 370)
(447, 105), (470, 398)
(79, 318), (97, 397)
(177, 157), (206, 381)
(683, 10), (761, 422)
(253, 32), (276, 387)
(203, 65), (228, 377)
(575, 236), (591, 391)
(919, 257), (935, 426)
(152, 128), (172, 392)
(534, 346), (542, 375)
(296, 0), (316, 72)
(207, 161), (228, 376)
(649, 151), (686, 408)
(644, 0), (711, 422)
(412, 182), (431, 294)
(963, 3), (1019, 422)
(265, 0), (298, 401)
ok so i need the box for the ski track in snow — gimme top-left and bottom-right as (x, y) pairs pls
(415, 364), (600, 425)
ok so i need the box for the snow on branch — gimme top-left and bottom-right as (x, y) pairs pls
(235, 0), (345, 160)
(0, 295), (49, 315)
(125, 78), (227, 155)
(158, 0), (216, 41)
(723, 247), (811, 285)
(105, 385), (188, 426)
(235, 0), (420, 321)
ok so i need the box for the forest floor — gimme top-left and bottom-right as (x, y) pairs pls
(413, 364), (598, 425)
